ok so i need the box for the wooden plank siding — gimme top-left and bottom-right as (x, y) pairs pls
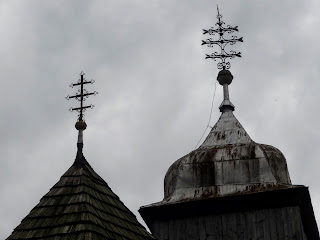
(151, 206), (308, 240)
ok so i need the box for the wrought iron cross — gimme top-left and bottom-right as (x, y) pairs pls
(66, 72), (98, 121)
(202, 6), (243, 70)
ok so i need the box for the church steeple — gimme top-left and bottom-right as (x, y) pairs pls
(6, 73), (155, 240)
(140, 7), (319, 240)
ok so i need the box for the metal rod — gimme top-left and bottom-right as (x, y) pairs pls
(223, 84), (230, 100)
(80, 74), (84, 121)
(68, 92), (95, 99)
(77, 129), (83, 144)
(71, 105), (91, 111)
(71, 81), (91, 87)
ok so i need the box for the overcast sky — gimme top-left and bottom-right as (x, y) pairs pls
(1, 0), (320, 238)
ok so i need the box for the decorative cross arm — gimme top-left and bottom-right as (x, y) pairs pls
(202, 6), (243, 70)
(203, 25), (239, 35)
(205, 51), (241, 60)
(66, 72), (98, 122)
(70, 105), (94, 112)
(69, 79), (95, 87)
(66, 91), (97, 100)
(201, 37), (243, 47)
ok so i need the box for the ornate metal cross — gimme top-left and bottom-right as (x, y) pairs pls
(202, 6), (243, 70)
(66, 72), (98, 122)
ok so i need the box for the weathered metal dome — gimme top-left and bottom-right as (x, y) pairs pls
(163, 110), (292, 203)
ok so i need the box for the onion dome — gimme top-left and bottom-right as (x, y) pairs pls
(163, 70), (292, 203)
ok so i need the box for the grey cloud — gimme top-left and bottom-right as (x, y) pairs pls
(1, 1), (320, 238)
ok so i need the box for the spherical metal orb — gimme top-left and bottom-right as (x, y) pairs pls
(217, 69), (233, 85)
(75, 121), (87, 130)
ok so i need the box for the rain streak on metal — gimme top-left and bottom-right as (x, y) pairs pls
(202, 6), (243, 70)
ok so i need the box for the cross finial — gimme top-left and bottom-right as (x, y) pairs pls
(66, 72), (97, 122)
(202, 6), (243, 112)
(202, 6), (243, 70)
(66, 72), (98, 152)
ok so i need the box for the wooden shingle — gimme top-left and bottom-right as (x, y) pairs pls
(6, 151), (155, 240)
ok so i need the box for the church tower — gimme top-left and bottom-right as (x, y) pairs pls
(139, 8), (319, 240)
(6, 73), (155, 240)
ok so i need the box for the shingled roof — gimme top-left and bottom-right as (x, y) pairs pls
(6, 149), (155, 240)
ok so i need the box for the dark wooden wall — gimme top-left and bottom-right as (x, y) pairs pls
(151, 206), (308, 240)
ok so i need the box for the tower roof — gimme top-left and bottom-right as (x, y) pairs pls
(6, 151), (155, 240)
(143, 9), (295, 206)
(162, 109), (293, 204)
(6, 73), (155, 240)
(161, 70), (293, 204)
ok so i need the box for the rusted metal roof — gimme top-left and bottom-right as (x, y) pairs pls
(200, 111), (252, 147)
(6, 151), (155, 240)
(152, 110), (293, 205)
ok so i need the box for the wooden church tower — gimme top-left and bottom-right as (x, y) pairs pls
(139, 8), (319, 240)
(6, 73), (155, 240)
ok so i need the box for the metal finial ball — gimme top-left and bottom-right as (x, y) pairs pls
(75, 120), (87, 130)
(217, 69), (233, 85)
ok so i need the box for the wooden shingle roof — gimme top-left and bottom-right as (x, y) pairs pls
(6, 151), (155, 240)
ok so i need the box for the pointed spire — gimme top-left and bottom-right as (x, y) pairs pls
(66, 72), (98, 154)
